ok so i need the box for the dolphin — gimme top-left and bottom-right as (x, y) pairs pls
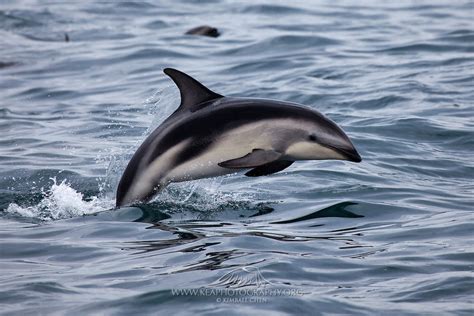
(116, 68), (361, 208)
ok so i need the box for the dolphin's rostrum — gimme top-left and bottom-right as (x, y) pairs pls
(116, 69), (361, 208)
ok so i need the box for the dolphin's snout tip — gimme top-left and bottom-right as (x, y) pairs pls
(345, 147), (362, 163)
(332, 145), (362, 163)
(323, 143), (362, 163)
(350, 151), (362, 163)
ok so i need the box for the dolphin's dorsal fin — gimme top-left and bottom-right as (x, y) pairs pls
(164, 68), (223, 111)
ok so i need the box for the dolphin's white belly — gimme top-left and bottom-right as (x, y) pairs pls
(165, 121), (276, 183)
(165, 145), (242, 182)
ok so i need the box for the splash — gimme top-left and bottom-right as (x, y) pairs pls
(6, 178), (114, 221)
(99, 86), (177, 200)
(155, 176), (258, 213)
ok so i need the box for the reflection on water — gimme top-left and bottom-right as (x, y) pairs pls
(272, 201), (363, 224)
(132, 201), (362, 225)
(120, 201), (372, 274)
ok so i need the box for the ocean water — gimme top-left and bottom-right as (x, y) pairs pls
(1, 0), (473, 314)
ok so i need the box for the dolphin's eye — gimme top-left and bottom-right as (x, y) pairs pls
(308, 134), (317, 142)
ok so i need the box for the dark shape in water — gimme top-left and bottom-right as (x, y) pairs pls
(249, 204), (274, 217)
(132, 205), (171, 223)
(185, 25), (220, 38)
(65, 33), (69, 42)
(0, 61), (16, 69)
(273, 202), (363, 224)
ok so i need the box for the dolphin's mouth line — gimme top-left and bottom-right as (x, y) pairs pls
(322, 143), (362, 163)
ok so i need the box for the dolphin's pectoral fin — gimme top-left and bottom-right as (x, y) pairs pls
(163, 68), (223, 112)
(245, 160), (294, 177)
(218, 149), (282, 169)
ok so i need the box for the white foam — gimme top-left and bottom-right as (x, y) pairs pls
(156, 176), (257, 212)
(6, 178), (114, 221)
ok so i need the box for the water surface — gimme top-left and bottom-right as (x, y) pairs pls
(1, 1), (473, 315)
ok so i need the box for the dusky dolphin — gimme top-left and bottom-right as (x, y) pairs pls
(116, 68), (361, 208)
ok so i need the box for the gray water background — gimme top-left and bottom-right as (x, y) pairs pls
(1, 1), (473, 315)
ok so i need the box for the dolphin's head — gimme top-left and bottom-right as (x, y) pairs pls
(284, 114), (361, 163)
